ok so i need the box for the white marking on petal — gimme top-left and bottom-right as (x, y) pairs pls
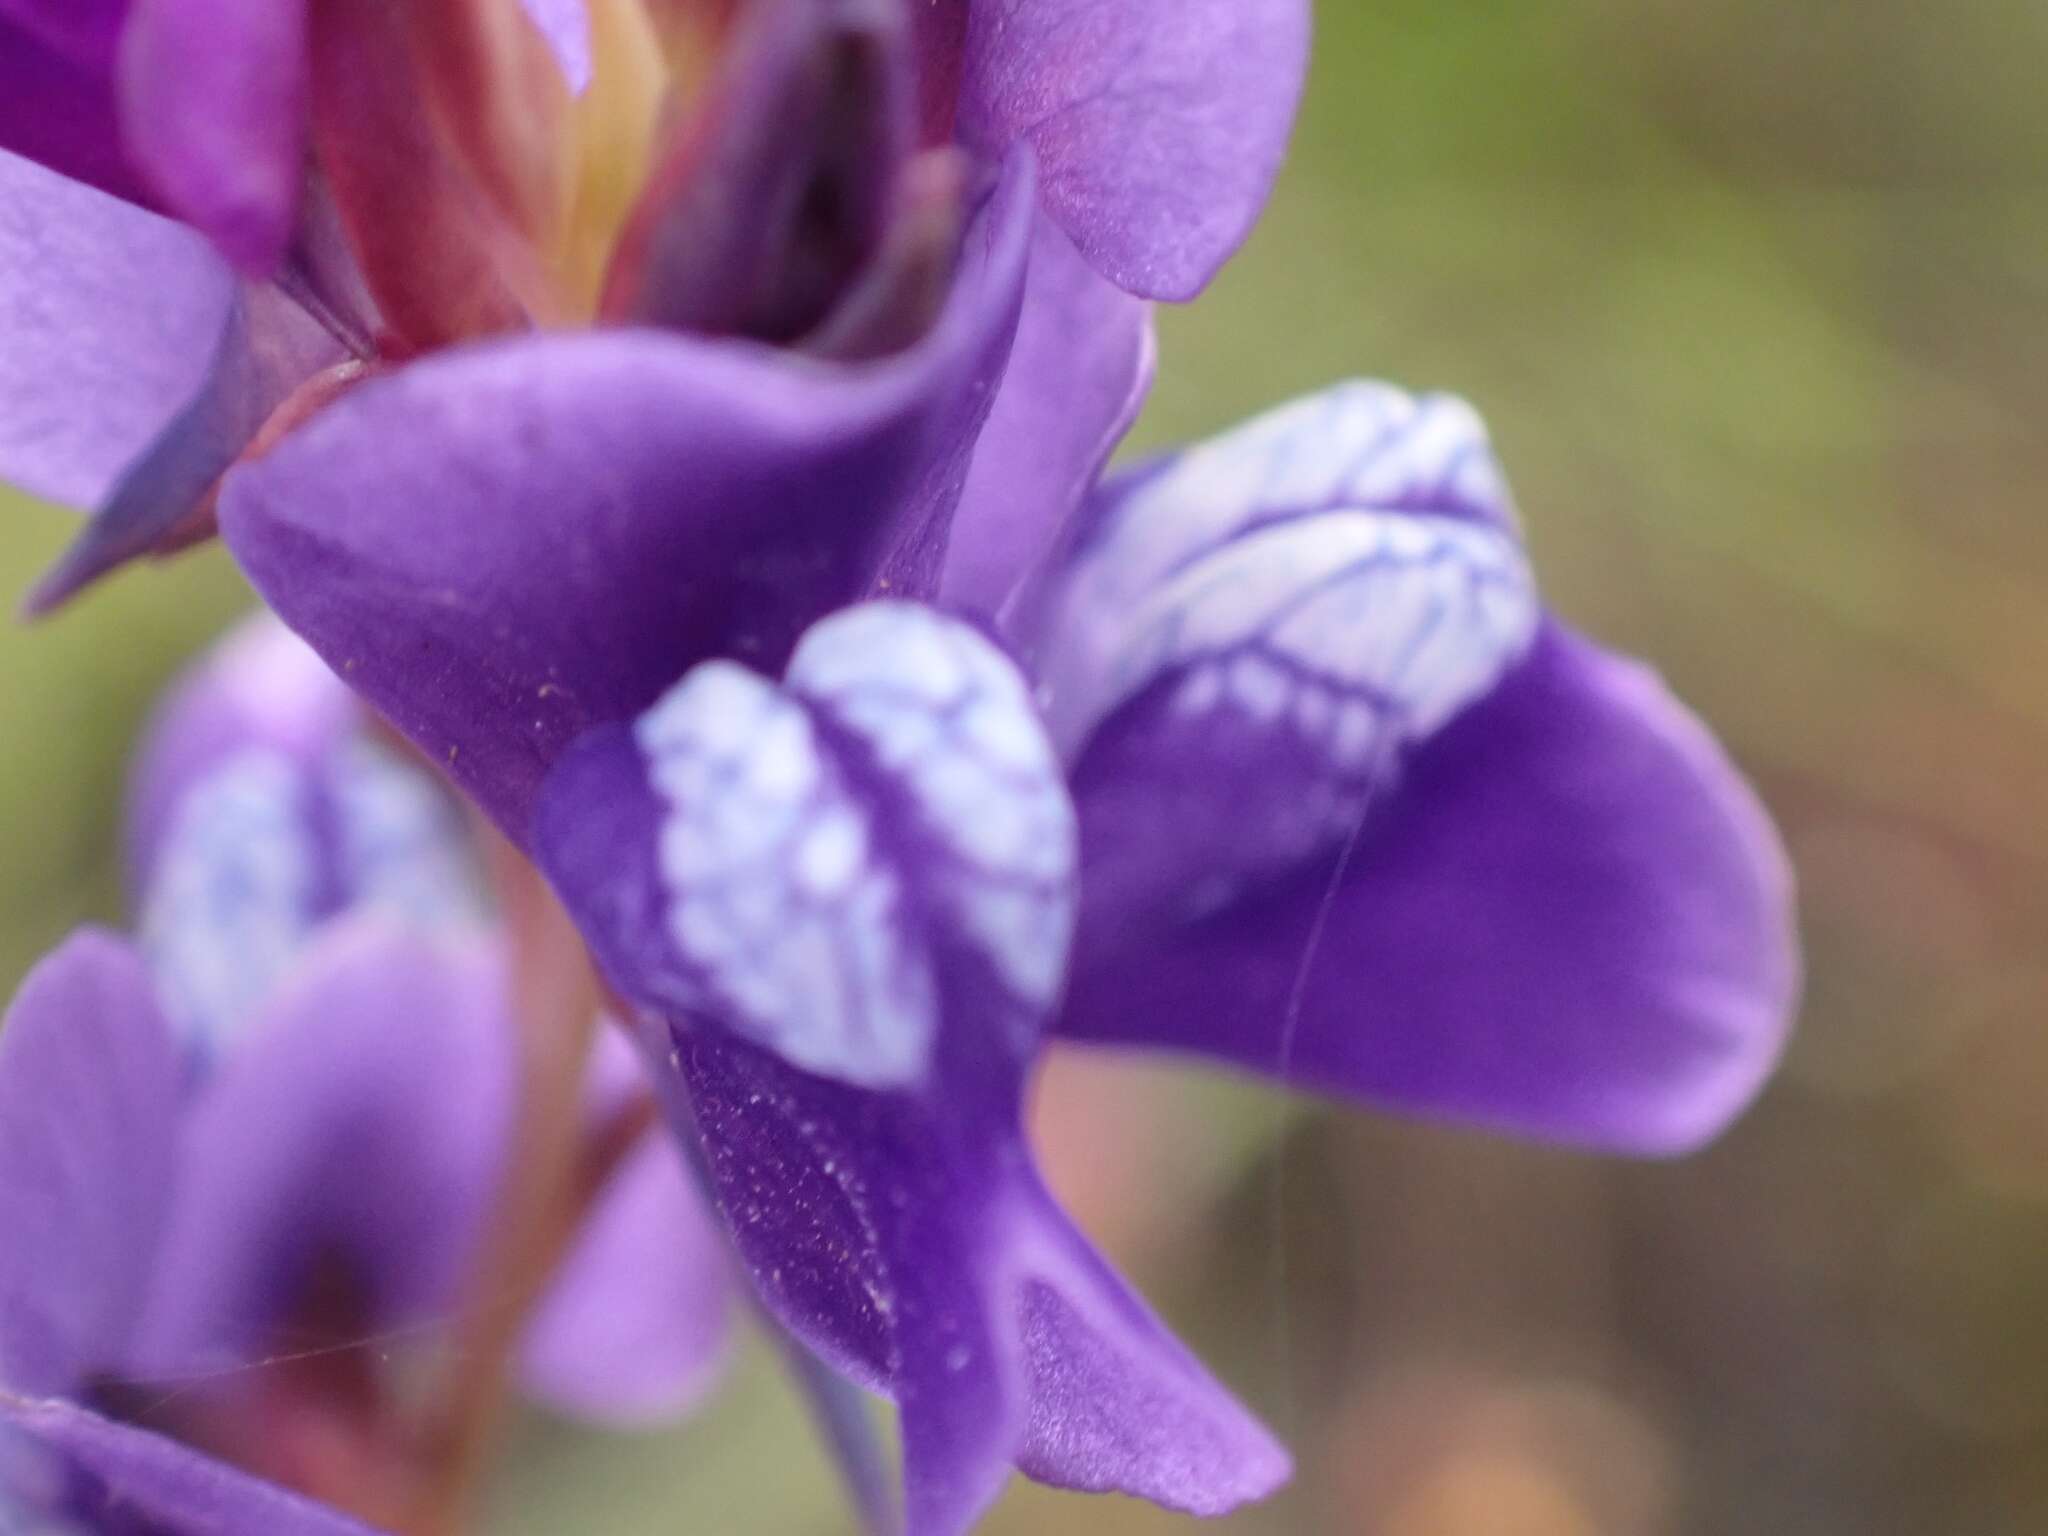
(1037, 381), (1538, 764)
(790, 604), (1077, 1022)
(138, 748), (318, 1069)
(636, 663), (936, 1088)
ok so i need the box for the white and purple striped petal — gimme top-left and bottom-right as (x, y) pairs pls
(539, 601), (1282, 1534)
(1029, 379), (1799, 1153)
(126, 617), (484, 1070)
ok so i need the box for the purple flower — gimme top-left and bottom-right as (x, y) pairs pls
(0, 619), (732, 1532)
(2, 0), (1304, 611)
(224, 359), (1797, 1530)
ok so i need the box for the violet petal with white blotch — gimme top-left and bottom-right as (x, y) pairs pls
(538, 603), (1286, 1536)
(1022, 381), (1800, 1153)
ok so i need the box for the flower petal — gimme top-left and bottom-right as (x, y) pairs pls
(0, 149), (231, 510)
(939, 210), (1151, 621)
(541, 602), (1280, 1530)
(133, 922), (512, 1379)
(1033, 383), (1798, 1152)
(0, 19), (145, 206)
(125, 616), (356, 904)
(23, 281), (344, 616)
(519, 1031), (734, 1425)
(1059, 620), (1798, 1153)
(0, 933), (180, 1397)
(0, 1), (125, 65)
(222, 151), (1035, 846)
(540, 603), (1074, 1091)
(0, 1395), (381, 1536)
(118, 0), (309, 274)
(124, 619), (484, 1068)
(675, 1033), (1288, 1534)
(951, 0), (1310, 299)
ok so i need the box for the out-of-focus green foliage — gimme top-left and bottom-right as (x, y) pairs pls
(3, 1), (2044, 1531)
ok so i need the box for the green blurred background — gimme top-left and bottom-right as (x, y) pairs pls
(5, 1), (2046, 1531)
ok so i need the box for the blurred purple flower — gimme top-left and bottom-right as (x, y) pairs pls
(228, 358), (1798, 1530)
(0, 619), (731, 1532)
(1, 0), (1303, 611)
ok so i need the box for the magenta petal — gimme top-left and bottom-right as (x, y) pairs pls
(222, 153), (1034, 846)
(0, 1), (125, 64)
(1061, 621), (1799, 1154)
(0, 933), (179, 1397)
(519, 1032), (734, 1425)
(939, 210), (1152, 620)
(0, 21), (147, 206)
(0, 149), (231, 508)
(133, 922), (512, 1377)
(0, 1395), (381, 1536)
(117, 0), (309, 274)
(954, 0), (1309, 299)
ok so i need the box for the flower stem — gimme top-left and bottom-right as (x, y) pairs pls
(400, 849), (603, 1536)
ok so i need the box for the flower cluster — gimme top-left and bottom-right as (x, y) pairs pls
(0, 2), (1797, 1534)
(1, 617), (732, 1531)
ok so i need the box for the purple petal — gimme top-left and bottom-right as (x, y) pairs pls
(520, 0), (590, 91)
(117, 0), (309, 274)
(519, 1030), (734, 1425)
(0, 1), (125, 64)
(133, 922), (512, 1378)
(222, 152), (1035, 847)
(950, 0), (1310, 299)
(1061, 621), (1798, 1153)
(1022, 382), (1529, 758)
(541, 602), (1280, 1529)
(0, 21), (147, 206)
(0, 933), (180, 1397)
(939, 210), (1152, 620)
(677, 1034), (1288, 1534)
(24, 280), (344, 615)
(0, 1395), (381, 1536)
(127, 620), (487, 1068)
(0, 148), (231, 509)
(1009, 1179), (1291, 1512)
(1030, 383), (1797, 1151)
(540, 603), (1075, 1091)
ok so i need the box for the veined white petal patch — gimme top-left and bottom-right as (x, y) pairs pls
(1037, 381), (1540, 769)
(790, 604), (1077, 1027)
(633, 608), (1076, 1086)
(635, 662), (938, 1089)
(138, 747), (318, 1069)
